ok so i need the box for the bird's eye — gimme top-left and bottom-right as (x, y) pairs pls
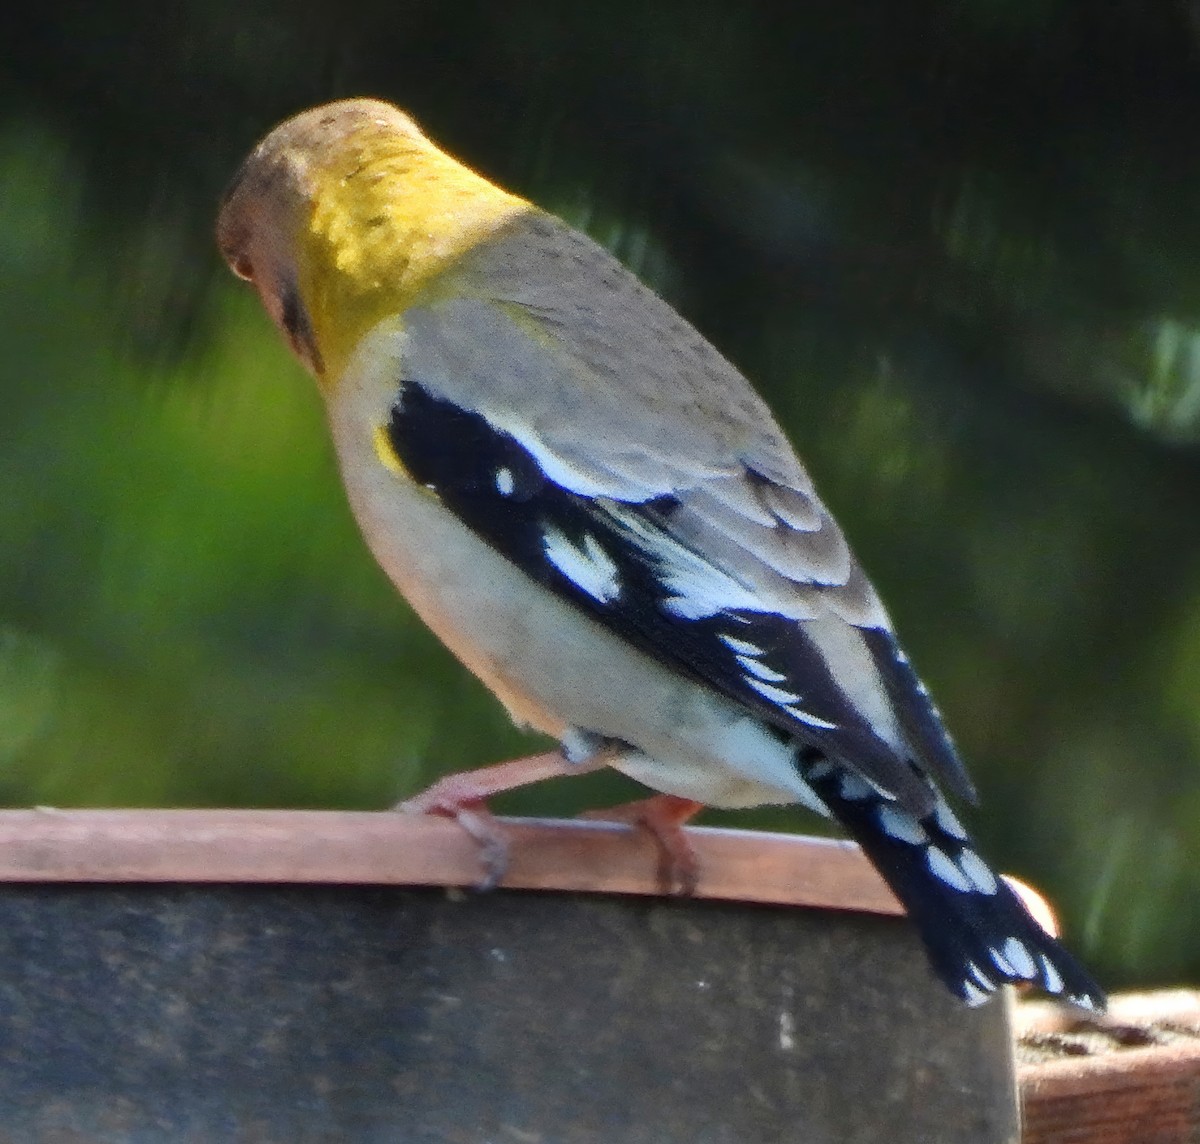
(230, 254), (255, 281)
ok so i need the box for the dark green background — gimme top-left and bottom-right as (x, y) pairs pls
(3, 1), (1198, 992)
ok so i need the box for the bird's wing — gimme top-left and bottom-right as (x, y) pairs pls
(389, 285), (973, 814)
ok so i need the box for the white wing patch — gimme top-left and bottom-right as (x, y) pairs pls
(493, 422), (618, 497)
(926, 845), (973, 893)
(877, 804), (928, 845)
(660, 564), (766, 619)
(960, 979), (991, 1006)
(607, 505), (772, 619)
(933, 799), (969, 841)
(735, 654), (789, 684)
(745, 678), (802, 706)
(786, 707), (839, 730)
(1000, 936), (1038, 979)
(958, 848), (998, 895)
(724, 639), (842, 730)
(1039, 953), (1064, 994)
(868, 799), (1002, 897)
(719, 634), (763, 656)
(543, 527), (622, 604)
(965, 961), (992, 991)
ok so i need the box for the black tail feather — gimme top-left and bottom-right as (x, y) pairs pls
(803, 757), (1105, 1010)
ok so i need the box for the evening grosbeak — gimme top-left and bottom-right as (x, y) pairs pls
(216, 98), (1104, 1010)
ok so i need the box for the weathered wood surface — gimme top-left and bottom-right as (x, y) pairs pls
(1018, 991), (1200, 1144)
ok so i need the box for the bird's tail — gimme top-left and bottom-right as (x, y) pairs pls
(802, 757), (1106, 1010)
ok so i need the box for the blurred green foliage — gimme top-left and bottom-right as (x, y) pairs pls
(2, 0), (1199, 991)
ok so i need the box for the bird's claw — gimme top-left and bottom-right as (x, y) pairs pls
(579, 794), (704, 896)
(395, 787), (511, 892)
(394, 749), (604, 890)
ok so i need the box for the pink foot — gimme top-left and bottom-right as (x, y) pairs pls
(396, 748), (611, 891)
(581, 794), (705, 895)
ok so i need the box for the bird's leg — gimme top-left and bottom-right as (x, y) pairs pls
(580, 794), (705, 896)
(395, 748), (611, 891)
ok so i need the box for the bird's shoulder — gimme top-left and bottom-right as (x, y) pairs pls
(398, 210), (805, 497)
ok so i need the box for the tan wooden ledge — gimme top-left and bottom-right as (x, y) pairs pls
(0, 808), (905, 914)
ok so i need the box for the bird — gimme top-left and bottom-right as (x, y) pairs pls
(216, 97), (1105, 1011)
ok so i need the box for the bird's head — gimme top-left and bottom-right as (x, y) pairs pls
(216, 98), (525, 386)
